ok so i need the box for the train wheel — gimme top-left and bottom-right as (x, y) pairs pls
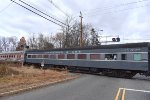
(90, 68), (99, 73)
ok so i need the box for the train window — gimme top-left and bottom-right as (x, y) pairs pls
(37, 55), (42, 58)
(105, 54), (117, 60)
(43, 55), (49, 58)
(58, 54), (65, 59)
(134, 53), (141, 61)
(67, 54), (75, 59)
(121, 54), (127, 60)
(28, 55), (31, 58)
(49, 55), (56, 59)
(32, 55), (37, 58)
(90, 54), (100, 59)
(78, 54), (87, 59)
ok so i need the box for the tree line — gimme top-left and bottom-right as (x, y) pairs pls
(0, 17), (100, 52)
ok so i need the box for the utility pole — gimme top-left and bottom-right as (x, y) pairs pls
(79, 11), (83, 47)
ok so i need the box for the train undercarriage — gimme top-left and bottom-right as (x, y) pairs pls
(24, 62), (150, 79)
(66, 66), (150, 79)
(67, 66), (138, 79)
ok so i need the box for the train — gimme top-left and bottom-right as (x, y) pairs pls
(0, 51), (24, 62)
(0, 42), (150, 78)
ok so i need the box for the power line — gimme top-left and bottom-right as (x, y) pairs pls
(89, 0), (149, 14)
(124, 39), (150, 40)
(47, 0), (69, 17)
(10, 0), (65, 27)
(23, 0), (61, 20)
(86, 3), (150, 17)
(22, 0), (65, 26)
(84, 0), (150, 15)
(17, 0), (67, 26)
(0, 2), (13, 14)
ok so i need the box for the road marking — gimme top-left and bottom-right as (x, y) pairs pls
(122, 88), (126, 100)
(120, 88), (150, 93)
(115, 88), (121, 100)
(115, 87), (150, 100)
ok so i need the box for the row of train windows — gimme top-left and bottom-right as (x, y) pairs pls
(0, 55), (21, 58)
(27, 53), (143, 61)
(28, 54), (90, 59)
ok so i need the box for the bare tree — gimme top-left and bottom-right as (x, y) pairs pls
(0, 36), (18, 52)
(1, 37), (9, 51)
(27, 33), (54, 50)
(8, 36), (18, 51)
(0, 37), (2, 52)
(52, 32), (64, 48)
(61, 17), (75, 48)
(60, 17), (94, 48)
(27, 33), (38, 49)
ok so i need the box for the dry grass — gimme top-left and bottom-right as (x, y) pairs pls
(0, 64), (19, 77)
(0, 64), (72, 94)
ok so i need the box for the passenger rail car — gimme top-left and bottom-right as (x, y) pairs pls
(25, 42), (150, 78)
(0, 51), (24, 62)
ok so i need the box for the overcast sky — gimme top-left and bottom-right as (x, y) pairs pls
(0, 0), (150, 43)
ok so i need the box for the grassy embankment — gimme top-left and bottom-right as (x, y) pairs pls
(0, 63), (71, 94)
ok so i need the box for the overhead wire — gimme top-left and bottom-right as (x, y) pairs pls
(124, 39), (150, 40)
(86, 0), (149, 14)
(10, 0), (65, 27)
(23, 0), (59, 18)
(47, 0), (69, 17)
(17, 0), (67, 26)
(74, 0), (150, 17)
(22, 0), (65, 26)
(86, 4), (150, 17)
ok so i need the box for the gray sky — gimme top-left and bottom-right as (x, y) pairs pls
(0, 0), (150, 43)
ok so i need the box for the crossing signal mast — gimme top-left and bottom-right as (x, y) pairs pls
(112, 37), (120, 42)
(97, 35), (120, 45)
(90, 28), (120, 45)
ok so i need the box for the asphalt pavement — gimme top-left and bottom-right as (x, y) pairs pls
(1, 74), (150, 100)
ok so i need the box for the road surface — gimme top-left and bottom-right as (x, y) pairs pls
(1, 74), (150, 100)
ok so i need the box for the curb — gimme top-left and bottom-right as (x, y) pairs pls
(0, 75), (79, 97)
